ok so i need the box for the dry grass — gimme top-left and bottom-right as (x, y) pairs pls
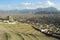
(0, 22), (58, 40)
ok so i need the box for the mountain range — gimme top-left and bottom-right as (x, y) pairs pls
(0, 7), (59, 14)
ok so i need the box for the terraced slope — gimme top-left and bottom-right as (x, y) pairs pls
(0, 22), (58, 40)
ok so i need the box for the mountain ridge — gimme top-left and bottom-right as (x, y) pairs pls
(0, 7), (59, 14)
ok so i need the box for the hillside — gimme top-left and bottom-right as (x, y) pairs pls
(0, 22), (58, 40)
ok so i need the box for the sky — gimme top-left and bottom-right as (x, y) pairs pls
(0, 0), (60, 10)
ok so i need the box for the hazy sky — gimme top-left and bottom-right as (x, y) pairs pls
(0, 0), (60, 10)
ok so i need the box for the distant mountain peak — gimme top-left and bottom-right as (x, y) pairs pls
(36, 7), (58, 12)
